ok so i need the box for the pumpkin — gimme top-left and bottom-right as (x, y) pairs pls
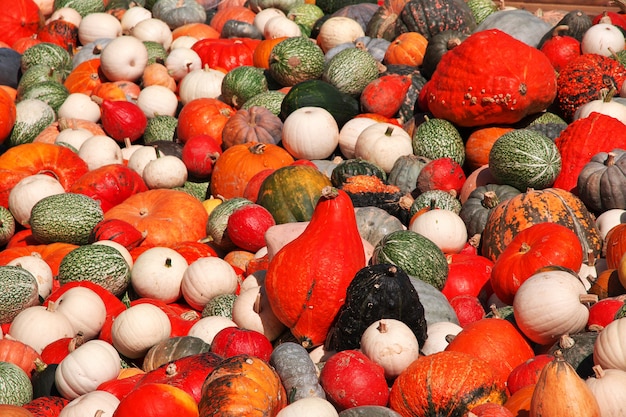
(265, 187), (366, 348)
(191, 37), (260, 72)
(480, 188), (602, 263)
(0, 339), (41, 379)
(489, 222), (584, 305)
(593, 316), (626, 372)
(177, 97), (235, 146)
(459, 183), (521, 238)
(389, 351), (507, 416)
(396, 0), (476, 40)
(221, 106), (283, 150)
(210, 142), (294, 200)
(585, 365), (626, 417)
(197, 354), (286, 416)
(210, 6), (256, 33)
(418, 29), (557, 127)
(557, 54), (626, 121)
(103, 189), (209, 247)
(530, 351), (601, 417)
(605, 223), (626, 269)
(384, 32), (428, 66)
(113, 383), (199, 417)
(577, 149), (626, 213)
(420, 29), (467, 79)
(0, 86), (17, 144)
(547, 332), (599, 379)
(142, 336), (211, 373)
(0, 0), (43, 47)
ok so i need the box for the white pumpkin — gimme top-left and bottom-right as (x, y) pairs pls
(55, 340), (122, 400)
(581, 23), (626, 56)
(99, 35), (149, 82)
(120, 5), (152, 34)
(596, 209), (626, 240)
(57, 93), (101, 122)
(231, 285), (286, 341)
(8, 174), (65, 227)
(181, 257), (239, 311)
(55, 286), (107, 341)
(54, 127), (94, 151)
(593, 317), (626, 372)
(574, 96), (626, 124)
(513, 269), (594, 346)
(276, 397), (339, 417)
(78, 12), (122, 46)
(421, 320), (463, 355)
(131, 246), (188, 303)
(338, 117), (378, 159)
(360, 318), (420, 379)
(142, 154), (188, 189)
(281, 106), (339, 160)
(253, 8), (285, 34)
(58, 390), (120, 417)
(8, 303), (75, 353)
(46, 7), (82, 26)
(77, 135), (124, 170)
(130, 17), (173, 50)
(136, 85), (179, 118)
(127, 145), (158, 177)
(263, 15), (302, 39)
(317, 16), (365, 53)
(585, 365), (626, 417)
(165, 47), (202, 81)
(178, 66), (225, 104)
(170, 35), (198, 50)
(187, 316), (237, 345)
(111, 303), (172, 359)
(409, 209), (468, 254)
(354, 122), (413, 173)
(7, 254), (54, 300)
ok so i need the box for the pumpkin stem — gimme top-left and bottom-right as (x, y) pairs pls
(383, 126), (395, 136)
(587, 324), (604, 332)
(468, 234), (481, 249)
(321, 186), (339, 200)
(95, 410), (105, 417)
(481, 191), (499, 209)
(253, 292), (262, 314)
(553, 349), (565, 361)
(444, 333), (456, 343)
(166, 363), (178, 376)
(489, 304), (502, 319)
(377, 320), (388, 333)
(33, 357), (47, 373)
(164, 257), (173, 268)
(180, 310), (200, 321)
(69, 332), (85, 352)
(599, 87), (617, 102)
(558, 334), (575, 349)
(579, 294), (599, 305)
(592, 364), (606, 379)
(249, 142), (267, 154)
(519, 242), (531, 254)
(605, 152), (617, 167)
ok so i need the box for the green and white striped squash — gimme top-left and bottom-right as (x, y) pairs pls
(269, 37), (325, 87)
(0, 207), (16, 247)
(0, 361), (33, 406)
(0, 266), (40, 325)
(410, 189), (462, 216)
(488, 128), (562, 191)
(20, 42), (73, 78)
(221, 66), (269, 109)
(16, 65), (65, 98)
(287, 4), (325, 37)
(412, 117), (465, 166)
(7, 99), (56, 147)
(143, 115), (178, 143)
(53, 0), (105, 16)
(18, 81), (70, 113)
(29, 193), (104, 245)
(57, 244), (131, 297)
(322, 47), (380, 96)
(372, 230), (448, 290)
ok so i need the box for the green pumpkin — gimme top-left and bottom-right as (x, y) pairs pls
(269, 37), (325, 88)
(322, 47), (380, 97)
(0, 266), (39, 324)
(257, 165), (332, 224)
(221, 66), (269, 109)
(0, 361), (33, 406)
(242, 90), (287, 116)
(387, 154), (431, 195)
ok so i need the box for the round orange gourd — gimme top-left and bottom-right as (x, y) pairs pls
(465, 126), (515, 172)
(209, 142), (294, 199)
(0, 87), (17, 143)
(0, 405), (34, 417)
(113, 383), (199, 417)
(384, 32), (428, 66)
(253, 37), (288, 69)
(63, 58), (103, 95)
(604, 223), (626, 269)
(103, 189), (209, 248)
(389, 351), (508, 416)
(177, 97), (235, 146)
(172, 22), (220, 40)
(209, 6), (256, 33)
(0, 242), (78, 276)
(504, 384), (534, 416)
(92, 82), (129, 102)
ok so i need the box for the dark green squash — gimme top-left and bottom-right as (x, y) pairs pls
(31, 361), (61, 399)
(325, 263), (428, 352)
(354, 206), (405, 247)
(397, 0), (476, 40)
(330, 158), (387, 188)
(220, 20), (263, 39)
(547, 332), (599, 379)
(537, 9), (592, 48)
(420, 30), (468, 79)
(142, 336), (211, 372)
(459, 183), (522, 237)
(257, 165), (332, 224)
(315, 0), (377, 16)
(577, 149), (626, 214)
(387, 154), (431, 195)
(280, 79), (360, 128)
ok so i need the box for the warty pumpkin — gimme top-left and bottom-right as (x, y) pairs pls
(418, 29), (557, 127)
(264, 186), (366, 348)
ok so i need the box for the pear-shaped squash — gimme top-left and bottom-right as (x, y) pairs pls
(265, 186), (366, 348)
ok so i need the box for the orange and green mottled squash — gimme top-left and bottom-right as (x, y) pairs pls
(389, 350), (507, 416)
(480, 187), (602, 262)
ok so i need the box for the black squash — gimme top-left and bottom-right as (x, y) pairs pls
(397, 0), (476, 40)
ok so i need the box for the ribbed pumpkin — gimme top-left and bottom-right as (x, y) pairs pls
(257, 165), (332, 224)
(552, 112), (626, 193)
(63, 59), (103, 96)
(0, 0), (43, 47)
(578, 149), (626, 214)
(480, 188), (602, 262)
(418, 29), (557, 127)
(265, 186), (366, 348)
(389, 351), (507, 416)
(210, 142), (294, 200)
(459, 183), (521, 237)
(220, 106), (283, 149)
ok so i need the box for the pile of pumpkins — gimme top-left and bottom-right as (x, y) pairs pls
(4, 0), (626, 415)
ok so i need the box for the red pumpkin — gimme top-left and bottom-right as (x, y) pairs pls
(36, 19), (78, 51)
(360, 74), (412, 118)
(176, 97), (235, 146)
(191, 37), (261, 72)
(540, 27), (581, 73)
(442, 252), (494, 305)
(418, 29), (557, 127)
(39, 335), (84, 365)
(97, 372), (145, 401)
(587, 298), (623, 330)
(181, 134), (222, 180)
(243, 168), (275, 203)
(506, 354), (554, 395)
(490, 222), (584, 305)
(170, 241), (219, 264)
(445, 317), (535, 390)
(0, 0), (43, 46)
(90, 218), (146, 249)
(209, 327), (273, 362)
(450, 294), (486, 328)
(70, 163), (149, 213)
(22, 396), (70, 417)
(113, 383), (199, 417)
(265, 187), (366, 348)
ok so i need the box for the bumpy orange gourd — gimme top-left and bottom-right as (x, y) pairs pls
(264, 186), (366, 348)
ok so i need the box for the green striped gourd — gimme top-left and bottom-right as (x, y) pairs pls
(7, 99), (56, 147)
(57, 244), (131, 297)
(412, 117), (465, 166)
(0, 266), (40, 324)
(0, 362), (32, 405)
(29, 193), (104, 245)
(221, 66), (269, 109)
(18, 81), (69, 113)
(20, 42), (73, 78)
(53, 0), (105, 16)
(269, 37), (325, 87)
(241, 90), (286, 116)
(322, 47), (380, 96)
(202, 293), (237, 319)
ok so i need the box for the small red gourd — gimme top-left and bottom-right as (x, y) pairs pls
(540, 25), (581, 73)
(181, 134), (222, 180)
(360, 74), (412, 119)
(209, 327), (273, 362)
(507, 354), (554, 395)
(441, 252), (494, 304)
(587, 298), (623, 330)
(95, 97), (148, 143)
(226, 204), (276, 253)
(90, 218), (146, 250)
(264, 186), (366, 348)
(449, 294), (485, 328)
(416, 157), (466, 195)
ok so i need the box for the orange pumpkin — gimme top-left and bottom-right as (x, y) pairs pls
(465, 126), (515, 172)
(389, 351), (508, 416)
(177, 97), (235, 146)
(172, 22), (220, 40)
(0, 0), (43, 46)
(209, 6), (256, 33)
(0, 405), (34, 417)
(0, 142), (89, 207)
(0, 339), (41, 378)
(0, 87), (17, 143)
(63, 58), (103, 95)
(198, 355), (286, 416)
(253, 37), (288, 70)
(92, 82), (129, 101)
(210, 142), (294, 199)
(142, 63), (177, 91)
(604, 223), (626, 269)
(103, 189), (209, 247)
(588, 268), (625, 299)
(0, 242), (78, 276)
(384, 32), (428, 66)
(114, 383), (199, 417)
(504, 384), (534, 416)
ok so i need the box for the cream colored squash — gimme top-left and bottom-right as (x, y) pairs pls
(178, 66), (225, 104)
(421, 321), (463, 355)
(57, 93), (101, 123)
(187, 316), (237, 345)
(131, 246), (188, 303)
(111, 303), (172, 359)
(231, 285), (286, 341)
(99, 35), (149, 82)
(354, 122), (413, 173)
(58, 390), (120, 417)
(54, 286), (107, 341)
(130, 17), (173, 50)
(281, 106), (339, 160)
(276, 397), (339, 417)
(181, 257), (239, 311)
(8, 303), (75, 353)
(409, 209), (468, 254)
(317, 16), (365, 53)
(7, 254), (54, 300)
(142, 154), (188, 189)
(77, 135), (124, 170)
(78, 12), (122, 45)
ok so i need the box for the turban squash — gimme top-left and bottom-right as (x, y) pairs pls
(418, 29), (557, 127)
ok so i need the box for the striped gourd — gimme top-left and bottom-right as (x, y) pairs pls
(0, 266), (39, 324)
(0, 361), (33, 406)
